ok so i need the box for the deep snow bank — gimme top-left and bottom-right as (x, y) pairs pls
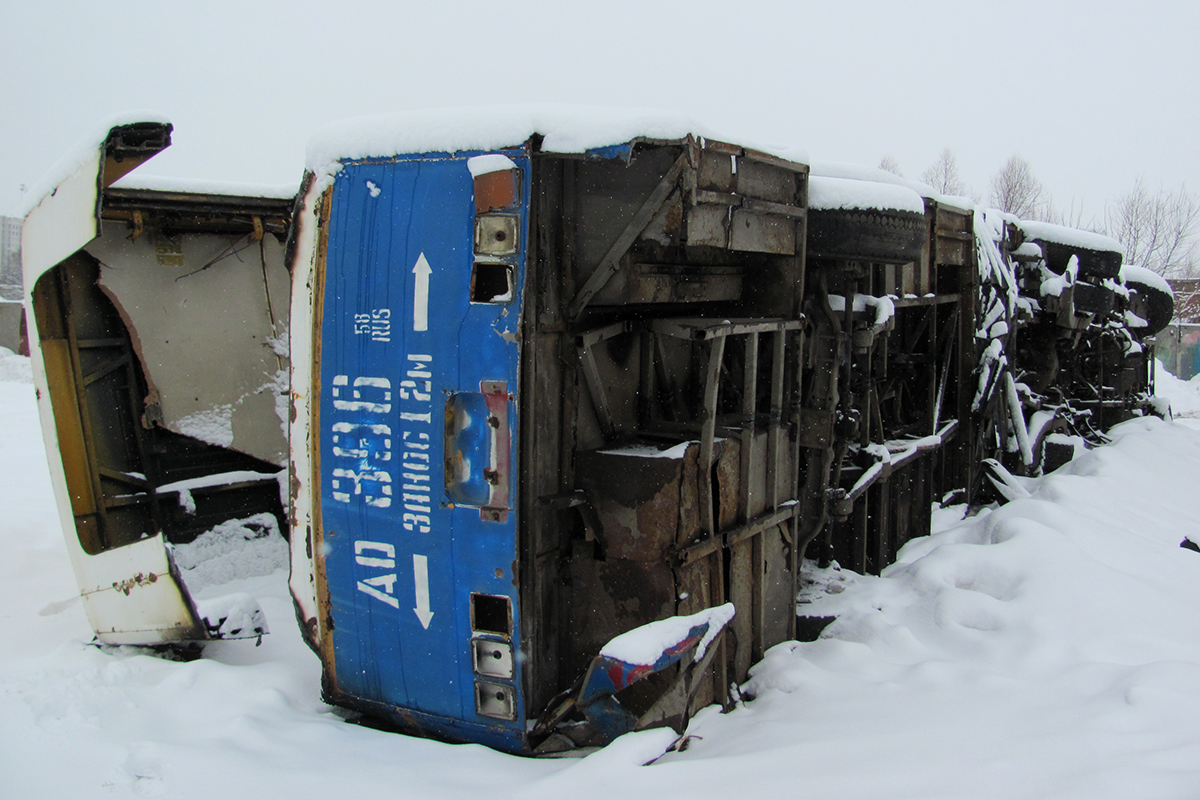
(4, 351), (1200, 799)
(1153, 358), (1200, 417)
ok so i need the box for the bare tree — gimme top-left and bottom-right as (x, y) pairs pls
(1102, 178), (1200, 277)
(989, 155), (1044, 219)
(921, 147), (966, 196)
(878, 155), (903, 177)
(1042, 196), (1093, 229)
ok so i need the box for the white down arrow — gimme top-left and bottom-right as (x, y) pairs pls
(413, 554), (434, 629)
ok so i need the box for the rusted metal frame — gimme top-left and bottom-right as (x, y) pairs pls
(724, 503), (800, 550)
(742, 332), (760, 422)
(79, 351), (130, 387)
(690, 190), (807, 220)
(98, 467), (151, 489)
(119, 345), (165, 536)
(871, 379), (886, 443)
(856, 337), (874, 449)
(577, 320), (632, 349)
(677, 532), (722, 565)
(820, 274), (858, 563)
(891, 293), (960, 309)
(709, 548), (729, 709)
(652, 335), (688, 423)
(557, 162), (581, 502)
(738, 332), (760, 525)
(841, 419), (960, 507)
(163, 477), (282, 500)
(698, 138), (741, 157)
(523, 159), (564, 711)
(698, 335), (727, 539)
(259, 238), (281, 368)
(931, 304), (961, 433)
(751, 526), (766, 661)
(638, 329), (655, 427)
(785, 325), (805, 642)
(744, 147), (810, 175)
(101, 494), (156, 510)
(566, 153), (689, 319)
(852, 491), (869, 573)
(766, 329), (787, 510)
(907, 305), (935, 359)
(796, 274), (844, 565)
(632, 419), (721, 437)
(537, 490), (601, 544)
(737, 331), (762, 668)
(875, 478), (891, 573)
(649, 317), (804, 341)
(691, 139), (809, 175)
(888, 419), (959, 457)
(925, 302), (939, 435)
(677, 503), (800, 565)
(100, 207), (292, 238)
(576, 321), (633, 441)
(742, 197), (807, 220)
(58, 268), (113, 548)
(1072, 398), (1145, 408)
(102, 188), (294, 217)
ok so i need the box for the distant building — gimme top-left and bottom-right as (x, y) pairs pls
(1158, 280), (1200, 379)
(0, 216), (21, 301)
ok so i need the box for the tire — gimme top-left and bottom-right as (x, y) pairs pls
(1124, 275), (1174, 336)
(1039, 240), (1122, 280)
(806, 208), (926, 263)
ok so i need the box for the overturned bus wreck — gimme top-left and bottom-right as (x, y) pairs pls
(22, 119), (295, 644)
(24, 112), (1172, 756)
(288, 115), (814, 752)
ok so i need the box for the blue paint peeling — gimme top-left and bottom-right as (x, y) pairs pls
(318, 148), (530, 750)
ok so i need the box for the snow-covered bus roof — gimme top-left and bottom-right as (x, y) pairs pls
(1018, 219), (1122, 254)
(305, 105), (809, 176)
(810, 159), (973, 211)
(809, 175), (925, 214)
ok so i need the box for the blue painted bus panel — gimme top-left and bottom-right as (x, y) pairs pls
(318, 150), (529, 744)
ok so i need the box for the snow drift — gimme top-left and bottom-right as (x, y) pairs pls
(3, 351), (1200, 798)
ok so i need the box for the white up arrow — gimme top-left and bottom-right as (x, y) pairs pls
(412, 253), (431, 332)
(413, 553), (434, 629)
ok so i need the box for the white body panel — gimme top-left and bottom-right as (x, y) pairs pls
(77, 534), (204, 644)
(22, 150), (100, 290)
(22, 130), (208, 645)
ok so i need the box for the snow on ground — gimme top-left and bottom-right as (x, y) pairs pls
(1153, 358), (1200, 417)
(4, 351), (1200, 798)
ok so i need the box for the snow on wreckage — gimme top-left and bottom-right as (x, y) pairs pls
(288, 108), (808, 753)
(21, 116), (295, 646)
(22, 109), (1175, 757)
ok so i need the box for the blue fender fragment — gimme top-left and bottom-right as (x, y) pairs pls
(575, 604), (735, 743)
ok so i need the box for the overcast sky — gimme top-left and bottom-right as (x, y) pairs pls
(3, 0), (1197, 224)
